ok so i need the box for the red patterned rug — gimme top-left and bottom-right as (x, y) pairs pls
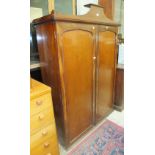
(67, 120), (124, 155)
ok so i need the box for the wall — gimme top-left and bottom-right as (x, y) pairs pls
(30, 7), (43, 22)
(30, 0), (48, 16)
(120, 0), (124, 37)
(113, 0), (124, 64)
(77, 0), (98, 15)
(113, 0), (124, 36)
(55, 0), (73, 15)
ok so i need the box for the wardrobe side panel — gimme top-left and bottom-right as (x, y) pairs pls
(35, 22), (66, 142)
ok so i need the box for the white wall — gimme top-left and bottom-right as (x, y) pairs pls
(113, 0), (124, 36)
(77, 0), (98, 15)
(113, 0), (122, 23)
(30, 7), (43, 22)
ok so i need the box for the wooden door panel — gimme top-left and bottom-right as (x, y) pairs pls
(96, 31), (116, 121)
(61, 30), (94, 141)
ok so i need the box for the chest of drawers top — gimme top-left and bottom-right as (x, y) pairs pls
(30, 78), (51, 99)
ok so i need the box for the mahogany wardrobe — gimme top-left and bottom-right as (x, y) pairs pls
(33, 4), (120, 148)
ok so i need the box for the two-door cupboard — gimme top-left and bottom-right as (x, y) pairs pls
(33, 4), (120, 148)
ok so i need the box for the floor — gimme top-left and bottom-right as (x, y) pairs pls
(59, 110), (124, 155)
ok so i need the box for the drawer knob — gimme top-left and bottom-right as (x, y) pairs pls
(42, 130), (48, 136)
(38, 114), (44, 120)
(36, 100), (43, 105)
(44, 142), (50, 148)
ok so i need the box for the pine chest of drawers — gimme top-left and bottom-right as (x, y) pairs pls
(30, 79), (59, 155)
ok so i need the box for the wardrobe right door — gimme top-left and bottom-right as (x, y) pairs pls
(96, 29), (116, 122)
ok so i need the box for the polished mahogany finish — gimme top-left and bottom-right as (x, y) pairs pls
(33, 4), (120, 148)
(96, 30), (116, 122)
(99, 0), (114, 19)
(114, 64), (124, 111)
(61, 30), (94, 142)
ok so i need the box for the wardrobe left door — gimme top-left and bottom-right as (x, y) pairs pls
(56, 22), (96, 145)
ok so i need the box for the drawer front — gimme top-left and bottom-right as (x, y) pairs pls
(31, 124), (57, 149)
(31, 93), (52, 116)
(31, 137), (59, 155)
(30, 108), (54, 135)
